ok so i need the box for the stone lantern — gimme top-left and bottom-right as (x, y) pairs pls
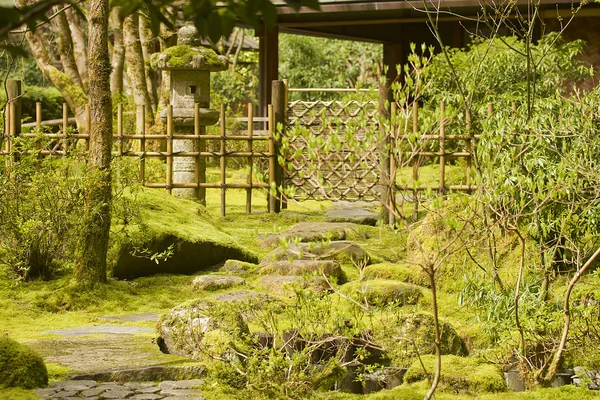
(152, 25), (228, 200)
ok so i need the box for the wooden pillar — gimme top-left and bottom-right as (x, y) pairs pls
(258, 24), (279, 118)
(271, 80), (286, 213)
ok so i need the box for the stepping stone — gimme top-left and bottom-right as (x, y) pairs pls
(158, 379), (203, 390)
(340, 280), (423, 306)
(191, 275), (244, 291)
(261, 222), (364, 247)
(258, 260), (342, 281)
(41, 325), (153, 336)
(326, 208), (379, 226)
(260, 241), (370, 266)
(219, 259), (258, 276)
(257, 275), (330, 297)
(98, 312), (159, 323)
(50, 380), (97, 390)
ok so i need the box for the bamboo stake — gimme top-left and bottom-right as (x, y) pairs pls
(246, 105), (254, 214)
(412, 102), (419, 221)
(166, 105), (173, 194)
(466, 108), (472, 189)
(117, 103), (124, 156)
(194, 103), (205, 204)
(139, 105), (146, 183)
(220, 104), (227, 217)
(439, 101), (446, 194)
(36, 102), (42, 169)
(389, 102), (397, 227)
(268, 104), (276, 213)
(62, 103), (69, 153)
(85, 104), (90, 152)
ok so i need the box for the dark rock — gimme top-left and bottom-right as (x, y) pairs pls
(191, 275), (244, 291)
(260, 241), (370, 266)
(261, 222), (365, 247)
(505, 370), (526, 392)
(363, 371), (385, 394)
(113, 235), (258, 279)
(384, 367), (406, 389)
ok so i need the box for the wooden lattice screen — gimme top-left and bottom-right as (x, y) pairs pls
(283, 100), (381, 202)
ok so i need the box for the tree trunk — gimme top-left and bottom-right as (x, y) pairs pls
(139, 11), (158, 115)
(109, 7), (125, 95)
(53, 7), (83, 88)
(66, 7), (88, 90)
(73, 0), (112, 286)
(16, 2), (88, 132)
(123, 12), (154, 133)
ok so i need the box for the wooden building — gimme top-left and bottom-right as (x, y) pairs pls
(256, 0), (600, 112)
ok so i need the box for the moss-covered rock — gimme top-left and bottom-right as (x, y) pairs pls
(219, 260), (259, 277)
(340, 280), (423, 307)
(258, 260), (343, 281)
(156, 297), (249, 360)
(405, 355), (506, 394)
(380, 312), (468, 367)
(191, 275), (245, 291)
(256, 275), (330, 297)
(0, 337), (48, 389)
(260, 241), (371, 267)
(260, 222), (367, 247)
(364, 263), (429, 287)
(110, 189), (258, 278)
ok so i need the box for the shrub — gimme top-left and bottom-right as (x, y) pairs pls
(0, 337), (48, 389)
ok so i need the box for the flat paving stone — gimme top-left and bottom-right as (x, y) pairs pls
(82, 386), (107, 396)
(41, 325), (153, 336)
(129, 394), (164, 400)
(34, 388), (57, 396)
(158, 380), (203, 390)
(137, 387), (162, 394)
(124, 382), (157, 390)
(98, 312), (159, 323)
(326, 208), (379, 226)
(50, 391), (79, 398)
(160, 389), (203, 397)
(101, 389), (134, 398)
(51, 380), (97, 389)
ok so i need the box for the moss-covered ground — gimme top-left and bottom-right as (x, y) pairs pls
(1, 167), (599, 399)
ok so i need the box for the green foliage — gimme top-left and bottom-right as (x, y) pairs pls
(363, 263), (429, 287)
(0, 336), (47, 390)
(405, 355), (506, 394)
(279, 33), (382, 100)
(340, 280), (423, 307)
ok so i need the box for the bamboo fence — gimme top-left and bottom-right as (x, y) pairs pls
(1, 101), (276, 216)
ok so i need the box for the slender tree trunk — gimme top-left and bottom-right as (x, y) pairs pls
(109, 7), (125, 95)
(53, 6), (83, 88)
(124, 12), (154, 133)
(66, 7), (88, 90)
(73, 0), (112, 286)
(139, 11), (158, 115)
(15, 2), (88, 132)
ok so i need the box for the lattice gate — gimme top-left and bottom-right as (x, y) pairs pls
(282, 100), (382, 202)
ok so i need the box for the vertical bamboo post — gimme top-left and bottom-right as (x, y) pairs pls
(6, 80), (22, 161)
(194, 103), (206, 205)
(4, 101), (11, 155)
(268, 104), (276, 213)
(166, 105), (173, 194)
(388, 102), (397, 227)
(85, 104), (91, 152)
(465, 108), (472, 189)
(139, 105), (146, 183)
(439, 101), (446, 194)
(281, 79), (289, 210)
(117, 103), (123, 156)
(487, 103), (493, 118)
(62, 103), (69, 154)
(220, 104), (227, 217)
(412, 102), (419, 221)
(36, 102), (42, 169)
(246, 105), (254, 214)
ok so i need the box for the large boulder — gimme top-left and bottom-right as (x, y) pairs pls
(0, 336), (48, 389)
(260, 241), (370, 267)
(110, 190), (258, 278)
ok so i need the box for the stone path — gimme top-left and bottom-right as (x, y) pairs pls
(34, 379), (204, 400)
